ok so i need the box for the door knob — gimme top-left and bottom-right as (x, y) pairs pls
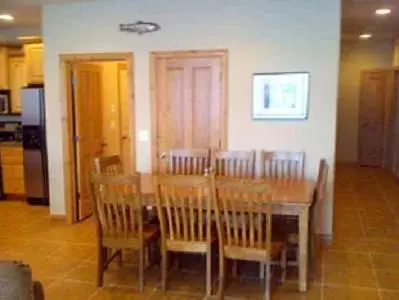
(121, 135), (128, 141)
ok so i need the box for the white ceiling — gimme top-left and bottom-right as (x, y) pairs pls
(0, 0), (399, 44)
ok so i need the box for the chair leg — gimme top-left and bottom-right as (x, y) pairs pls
(206, 251), (212, 297)
(117, 249), (123, 268)
(161, 249), (168, 291)
(217, 255), (225, 300)
(259, 263), (265, 279)
(264, 261), (271, 300)
(139, 246), (144, 292)
(280, 247), (287, 283)
(97, 245), (105, 287)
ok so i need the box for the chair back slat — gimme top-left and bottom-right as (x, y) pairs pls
(213, 178), (272, 251)
(94, 155), (124, 174)
(212, 150), (256, 178)
(260, 151), (305, 181)
(90, 173), (143, 239)
(155, 174), (213, 244)
(161, 149), (210, 175)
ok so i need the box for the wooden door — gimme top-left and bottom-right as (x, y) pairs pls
(359, 71), (386, 166)
(73, 63), (103, 221)
(8, 57), (26, 113)
(117, 63), (134, 173)
(154, 54), (225, 171)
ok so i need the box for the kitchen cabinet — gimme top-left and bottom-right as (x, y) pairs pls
(8, 57), (26, 114)
(24, 43), (44, 84)
(1, 146), (25, 195)
(0, 47), (9, 89)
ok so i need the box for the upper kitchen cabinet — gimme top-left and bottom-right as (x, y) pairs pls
(8, 56), (26, 114)
(0, 47), (9, 89)
(24, 43), (44, 84)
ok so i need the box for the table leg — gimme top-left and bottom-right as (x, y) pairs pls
(299, 206), (309, 292)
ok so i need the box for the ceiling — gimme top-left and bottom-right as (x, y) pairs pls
(0, 0), (399, 44)
(342, 0), (399, 39)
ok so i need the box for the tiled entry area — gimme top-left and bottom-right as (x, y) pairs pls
(0, 164), (399, 299)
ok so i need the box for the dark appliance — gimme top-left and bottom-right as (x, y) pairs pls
(21, 85), (49, 206)
(0, 90), (11, 115)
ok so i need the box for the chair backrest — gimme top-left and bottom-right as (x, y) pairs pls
(315, 159), (328, 203)
(94, 155), (124, 174)
(211, 150), (256, 179)
(213, 177), (272, 253)
(154, 174), (213, 244)
(260, 151), (305, 181)
(160, 148), (210, 175)
(89, 173), (143, 240)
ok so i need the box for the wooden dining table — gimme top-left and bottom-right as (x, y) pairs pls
(139, 173), (315, 292)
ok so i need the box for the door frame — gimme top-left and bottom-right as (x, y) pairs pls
(149, 49), (228, 172)
(59, 52), (135, 224)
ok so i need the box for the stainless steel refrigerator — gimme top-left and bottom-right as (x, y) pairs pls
(21, 85), (49, 206)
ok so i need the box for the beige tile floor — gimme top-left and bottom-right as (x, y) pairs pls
(1, 164), (399, 299)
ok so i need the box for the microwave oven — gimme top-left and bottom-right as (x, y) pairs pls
(0, 90), (11, 115)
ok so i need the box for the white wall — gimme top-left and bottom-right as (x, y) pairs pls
(43, 0), (340, 235)
(336, 38), (394, 162)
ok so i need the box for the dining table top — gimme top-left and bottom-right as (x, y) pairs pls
(139, 173), (315, 207)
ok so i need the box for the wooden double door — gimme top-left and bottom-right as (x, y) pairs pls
(152, 51), (227, 172)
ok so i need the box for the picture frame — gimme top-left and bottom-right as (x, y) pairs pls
(252, 72), (310, 120)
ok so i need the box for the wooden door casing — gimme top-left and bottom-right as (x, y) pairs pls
(117, 62), (134, 174)
(152, 50), (227, 172)
(393, 72), (399, 177)
(73, 63), (103, 221)
(359, 71), (386, 167)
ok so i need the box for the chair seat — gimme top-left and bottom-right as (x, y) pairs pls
(102, 224), (160, 249)
(166, 229), (218, 253)
(224, 240), (285, 262)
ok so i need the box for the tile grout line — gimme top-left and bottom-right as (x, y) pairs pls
(357, 174), (383, 300)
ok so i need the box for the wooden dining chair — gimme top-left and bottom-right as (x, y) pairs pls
(260, 151), (305, 181)
(94, 155), (124, 174)
(160, 148), (210, 175)
(285, 159), (328, 276)
(210, 150), (256, 178)
(89, 173), (159, 292)
(212, 177), (287, 300)
(154, 174), (216, 297)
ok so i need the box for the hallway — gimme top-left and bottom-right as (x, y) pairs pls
(0, 164), (398, 299)
(328, 164), (399, 299)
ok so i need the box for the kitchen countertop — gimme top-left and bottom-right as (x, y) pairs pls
(0, 142), (22, 147)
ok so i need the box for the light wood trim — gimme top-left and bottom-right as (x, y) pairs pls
(117, 61), (136, 173)
(150, 49), (228, 172)
(60, 52), (135, 224)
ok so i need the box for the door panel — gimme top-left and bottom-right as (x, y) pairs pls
(359, 71), (386, 166)
(73, 63), (103, 221)
(8, 57), (26, 113)
(155, 55), (224, 172)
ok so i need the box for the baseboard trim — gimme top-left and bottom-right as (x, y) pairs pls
(50, 214), (67, 221)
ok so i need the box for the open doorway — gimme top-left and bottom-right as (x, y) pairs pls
(60, 53), (135, 224)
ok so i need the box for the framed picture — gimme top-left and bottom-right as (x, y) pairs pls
(252, 72), (310, 120)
